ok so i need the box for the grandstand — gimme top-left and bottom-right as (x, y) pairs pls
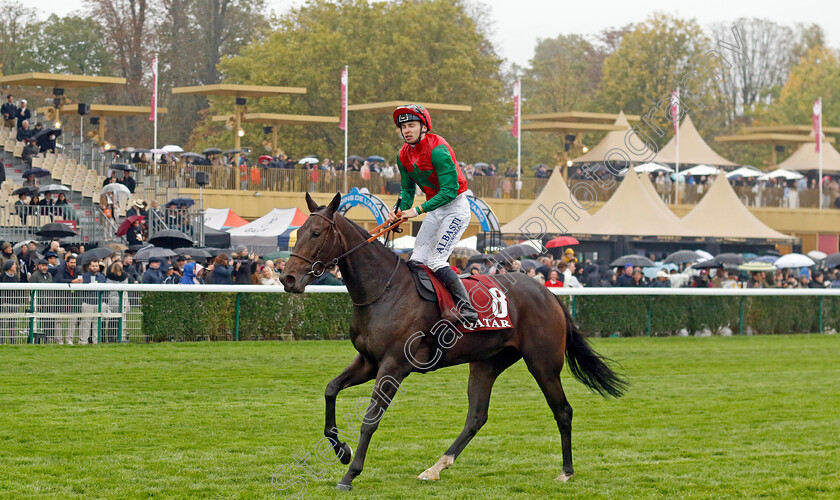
(0, 128), (203, 246)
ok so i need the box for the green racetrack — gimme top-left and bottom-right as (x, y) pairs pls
(1, 335), (839, 499)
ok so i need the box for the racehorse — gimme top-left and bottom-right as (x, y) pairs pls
(280, 193), (628, 491)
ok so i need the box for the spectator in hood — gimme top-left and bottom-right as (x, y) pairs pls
(179, 262), (203, 285)
(583, 264), (601, 287)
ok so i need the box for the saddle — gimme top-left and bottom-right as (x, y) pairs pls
(406, 261), (513, 332)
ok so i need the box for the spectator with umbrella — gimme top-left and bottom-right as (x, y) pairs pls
(34, 127), (60, 154)
(117, 166), (137, 194)
(22, 171), (38, 189)
(21, 138), (38, 167)
(617, 264), (634, 287)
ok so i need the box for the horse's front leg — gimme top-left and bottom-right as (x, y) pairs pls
(325, 354), (378, 465)
(336, 365), (406, 491)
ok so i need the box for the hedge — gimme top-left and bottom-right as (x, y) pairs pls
(141, 292), (840, 341)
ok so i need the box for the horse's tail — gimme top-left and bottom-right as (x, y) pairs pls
(558, 296), (628, 398)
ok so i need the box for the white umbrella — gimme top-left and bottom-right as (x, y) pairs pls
(695, 249), (714, 262)
(456, 235), (477, 250)
(391, 235), (416, 249)
(682, 164), (720, 176)
(634, 162), (673, 173)
(726, 166), (763, 179)
(100, 183), (131, 201)
(759, 168), (804, 181)
(774, 253), (815, 269)
(807, 250), (827, 261)
(298, 157), (319, 164)
(150, 148), (167, 154)
(40, 184), (70, 193)
(162, 144), (183, 153)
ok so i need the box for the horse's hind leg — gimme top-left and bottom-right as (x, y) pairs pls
(523, 354), (574, 482)
(418, 348), (520, 481)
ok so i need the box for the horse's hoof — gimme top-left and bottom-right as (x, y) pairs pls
(556, 472), (574, 482)
(338, 443), (353, 465)
(336, 483), (353, 491)
(417, 469), (440, 481)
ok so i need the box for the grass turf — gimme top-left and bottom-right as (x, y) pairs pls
(1, 335), (839, 499)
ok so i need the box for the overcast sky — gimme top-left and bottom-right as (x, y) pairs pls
(40, 0), (840, 68)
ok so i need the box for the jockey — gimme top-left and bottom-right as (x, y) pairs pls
(386, 104), (479, 324)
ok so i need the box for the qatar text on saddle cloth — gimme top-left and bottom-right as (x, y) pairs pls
(420, 266), (513, 332)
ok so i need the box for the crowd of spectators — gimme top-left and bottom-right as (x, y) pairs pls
(2, 94), (57, 162)
(449, 248), (840, 290)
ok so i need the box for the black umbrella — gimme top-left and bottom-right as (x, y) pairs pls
(202, 148), (223, 155)
(714, 253), (744, 268)
(12, 186), (36, 196)
(78, 247), (116, 267)
(175, 247), (211, 259)
(135, 247), (177, 261)
(497, 244), (536, 260)
(347, 155), (364, 162)
(663, 250), (701, 265)
(224, 148), (250, 155)
(33, 128), (62, 144)
(179, 152), (205, 159)
(205, 247), (228, 257)
(691, 260), (723, 270)
(166, 197), (195, 208)
(21, 168), (51, 178)
(467, 253), (499, 265)
(149, 229), (194, 249)
(110, 163), (138, 172)
(823, 252), (840, 268)
(104, 148), (121, 153)
(36, 222), (76, 239)
(530, 164), (547, 170)
(609, 255), (655, 267)
(765, 249), (782, 257)
(367, 155), (385, 163)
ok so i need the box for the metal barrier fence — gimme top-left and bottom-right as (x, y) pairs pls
(0, 283), (837, 344)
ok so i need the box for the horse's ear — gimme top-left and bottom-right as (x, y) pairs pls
(326, 192), (341, 215)
(305, 192), (319, 213)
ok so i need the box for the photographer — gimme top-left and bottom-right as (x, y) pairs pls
(231, 246), (257, 285)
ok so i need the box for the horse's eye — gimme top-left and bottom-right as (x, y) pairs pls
(312, 231), (321, 237)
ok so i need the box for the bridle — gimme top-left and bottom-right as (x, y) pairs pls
(288, 212), (402, 307)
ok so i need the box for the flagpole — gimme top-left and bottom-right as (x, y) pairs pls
(516, 79), (522, 200)
(343, 65), (348, 195)
(674, 86), (680, 205)
(151, 55), (159, 177)
(819, 96), (823, 209)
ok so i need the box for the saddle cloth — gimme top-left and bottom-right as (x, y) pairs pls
(408, 262), (513, 332)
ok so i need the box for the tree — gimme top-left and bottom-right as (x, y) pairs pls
(518, 34), (601, 166)
(773, 46), (840, 128)
(195, 0), (505, 164)
(596, 13), (728, 149)
(30, 15), (113, 75)
(0, 1), (40, 74)
(710, 19), (795, 124)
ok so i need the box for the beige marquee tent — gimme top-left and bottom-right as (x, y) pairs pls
(656, 114), (737, 166)
(500, 168), (590, 236)
(681, 175), (794, 243)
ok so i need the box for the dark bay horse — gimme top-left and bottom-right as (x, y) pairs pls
(280, 193), (627, 491)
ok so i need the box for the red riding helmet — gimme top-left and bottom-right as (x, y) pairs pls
(393, 104), (432, 131)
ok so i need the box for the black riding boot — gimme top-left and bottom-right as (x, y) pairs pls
(434, 267), (479, 325)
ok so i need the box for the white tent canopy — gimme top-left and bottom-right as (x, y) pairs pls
(681, 164), (720, 176)
(227, 207), (306, 254)
(634, 162), (673, 173)
(726, 166), (762, 179)
(759, 168), (804, 181)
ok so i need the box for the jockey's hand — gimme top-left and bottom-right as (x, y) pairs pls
(387, 208), (403, 223)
